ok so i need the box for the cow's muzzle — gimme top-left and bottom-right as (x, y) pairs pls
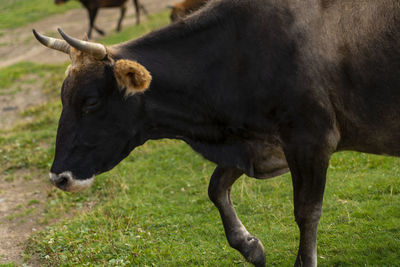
(49, 172), (94, 192)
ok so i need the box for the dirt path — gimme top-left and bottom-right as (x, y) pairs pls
(0, 1), (174, 265)
(0, 0), (174, 68)
(0, 170), (54, 266)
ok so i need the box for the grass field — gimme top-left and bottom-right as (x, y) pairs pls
(0, 9), (399, 267)
(0, 0), (79, 30)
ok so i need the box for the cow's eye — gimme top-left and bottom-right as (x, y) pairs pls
(83, 97), (100, 115)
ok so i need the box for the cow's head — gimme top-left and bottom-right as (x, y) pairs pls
(33, 29), (152, 192)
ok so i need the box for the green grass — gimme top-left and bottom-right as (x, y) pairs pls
(0, 62), (68, 96)
(0, 0), (79, 30)
(12, 115), (400, 266)
(0, 10), (399, 267)
(0, 62), (69, 174)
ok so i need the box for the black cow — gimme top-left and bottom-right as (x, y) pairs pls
(33, 0), (400, 266)
(55, 0), (148, 39)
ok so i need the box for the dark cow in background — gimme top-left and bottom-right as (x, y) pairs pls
(34, 0), (399, 266)
(169, 0), (209, 21)
(55, 0), (148, 38)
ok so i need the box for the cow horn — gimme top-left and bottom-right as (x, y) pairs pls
(57, 28), (107, 60)
(32, 29), (70, 54)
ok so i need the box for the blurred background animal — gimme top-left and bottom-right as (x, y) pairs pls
(55, 0), (148, 38)
(169, 0), (208, 21)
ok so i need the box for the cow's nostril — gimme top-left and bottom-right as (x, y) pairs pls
(56, 175), (69, 189)
(49, 172), (94, 192)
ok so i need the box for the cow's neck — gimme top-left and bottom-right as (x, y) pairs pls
(116, 8), (238, 143)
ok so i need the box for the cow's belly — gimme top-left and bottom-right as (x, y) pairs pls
(185, 137), (289, 178)
(337, 118), (400, 157)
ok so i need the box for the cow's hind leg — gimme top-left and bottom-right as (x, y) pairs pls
(208, 166), (266, 267)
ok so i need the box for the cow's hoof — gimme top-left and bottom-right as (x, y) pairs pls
(242, 236), (266, 267)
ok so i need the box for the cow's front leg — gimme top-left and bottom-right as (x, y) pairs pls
(208, 166), (266, 267)
(285, 146), (331, 267)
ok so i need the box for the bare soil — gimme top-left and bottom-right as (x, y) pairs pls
(0, 1), (174, 265)
(0, 170), (53, 266)
(0, 0), (174, 68)
(0, 73), (48, 129)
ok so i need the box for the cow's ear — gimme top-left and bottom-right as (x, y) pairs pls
(114, 59), (152, 96)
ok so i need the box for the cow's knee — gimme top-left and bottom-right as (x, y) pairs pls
(294, 204), (322, 227)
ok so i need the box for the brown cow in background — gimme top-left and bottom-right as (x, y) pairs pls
(55, 0), (147, 38)
(169, 0), (209, 21)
